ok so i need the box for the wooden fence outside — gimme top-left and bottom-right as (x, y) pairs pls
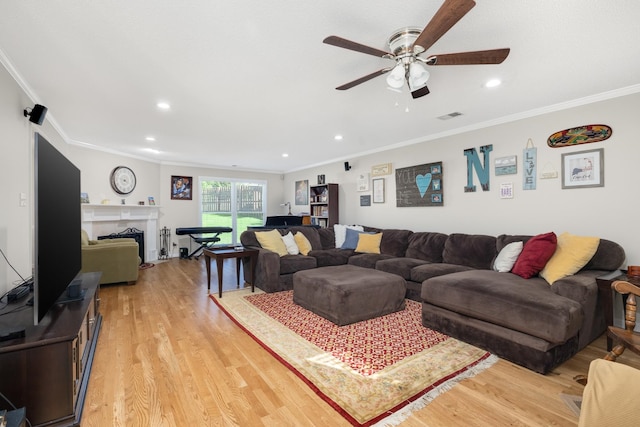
(201, 184), (263, 214)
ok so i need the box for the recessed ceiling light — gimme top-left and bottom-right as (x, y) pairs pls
(282, 153), (289, 158)
(485, 79), (502, 88)
(156, 101), (171, 110)
(145, 136), (156, 141)
(334, 135), (343, 141)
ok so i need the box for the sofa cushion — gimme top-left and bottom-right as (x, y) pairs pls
(317, 227), (336, 249)
(334, 224), (363, 248)
(405, 232), (448, 262)
(582, 238), (625, 271)
(341, 228), (369, 249)
(495, 234), (531, 252)
(376, 257), (430, 280)
(442, 233), (497, 269)
(493, 241), (523, 272)
(355, 232), (383, 254)
(348, 253), (394, 269)
(286, 226), (322, 250)
(540, 232), (600, 285)
(294, 232), (312, 255)
(421, 270), (583, 344)
(279, 254), (317, 275)
(309, 248), (353, 267)
(410, 263), (473, 283)
(377, 229), (413, 257)
(511, 232), (557, 279)
(255, 229), (288, 256)
(281, 232), (299, 255)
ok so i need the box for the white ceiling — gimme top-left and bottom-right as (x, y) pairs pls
(2, 1), (640, 173)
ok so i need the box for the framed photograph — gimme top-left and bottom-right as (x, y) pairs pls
(500, 182), (514, 199)
(495, 155), (517, 176)
(371, 163), (392, 177)
(360, 195), (371, 206)
(373, 178), (385, 203)
(295, 180), (309, 205)
(171, 175), (192, 200)
(317, 174), (325, 185)
(561, 148), (604, 189)
(357, 173), (369, 191)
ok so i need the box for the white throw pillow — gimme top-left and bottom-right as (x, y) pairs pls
(334, 224), (364, 248)
(493, 241), (524, 272)
(281, 232), (299, 255)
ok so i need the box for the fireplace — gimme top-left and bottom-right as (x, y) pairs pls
(81, 204), (160, 262)
(98, 227), (145, 263)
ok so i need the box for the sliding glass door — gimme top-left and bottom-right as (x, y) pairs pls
(200, 178), (266, 245)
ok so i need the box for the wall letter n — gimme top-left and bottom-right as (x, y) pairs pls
(464, 144), (493, 192)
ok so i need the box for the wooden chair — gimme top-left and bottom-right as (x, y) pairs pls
(574, 279), (640, 385)
(604, 280), (640, 361)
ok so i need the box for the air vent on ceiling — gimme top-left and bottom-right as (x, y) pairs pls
(437, 112), (463, 120)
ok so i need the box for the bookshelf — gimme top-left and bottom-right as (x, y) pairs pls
(310, 183), (339, 228)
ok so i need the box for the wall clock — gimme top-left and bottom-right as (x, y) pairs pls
(110, 166), (137, 195)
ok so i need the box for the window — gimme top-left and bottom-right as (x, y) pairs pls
(200, 178), (266, 245)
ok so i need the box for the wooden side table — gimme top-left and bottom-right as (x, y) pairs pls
(596, 270), (640, 350)
(203, 247), (259, 298)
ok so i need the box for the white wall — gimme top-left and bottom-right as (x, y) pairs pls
(3, 52), (639, 294)
(0, 63), (34, 292)
(0, 63), (285, 293)
(285, 92), (640, 266)
(65, 146), (285, 259)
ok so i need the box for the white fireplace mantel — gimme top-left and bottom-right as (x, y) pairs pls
(81, 204), (161, 261)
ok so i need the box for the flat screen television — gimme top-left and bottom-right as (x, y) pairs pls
(34, 133), (82, 324)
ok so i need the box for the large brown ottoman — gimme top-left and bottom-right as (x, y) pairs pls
(292, 265), (406, 326)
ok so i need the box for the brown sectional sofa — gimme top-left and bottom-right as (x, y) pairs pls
(239, 225), (625, 373)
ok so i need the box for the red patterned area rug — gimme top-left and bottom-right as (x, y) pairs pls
(211, 289), (497, 426)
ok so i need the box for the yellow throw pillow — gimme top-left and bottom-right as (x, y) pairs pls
(294, 232), (312, 256)
(355, 233), (382, 254)
(540, 232), (600, 285)
(255, 229), (288, 257)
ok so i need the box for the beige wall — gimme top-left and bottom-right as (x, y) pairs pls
(285, 92), (640, 267)
(2, 54), (639, 294)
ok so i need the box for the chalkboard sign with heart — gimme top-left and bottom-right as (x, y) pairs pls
(396, 161), (443, 207)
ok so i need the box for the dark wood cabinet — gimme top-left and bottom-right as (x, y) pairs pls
(310, 183), (339, 228)
(0, 272), (101, 427)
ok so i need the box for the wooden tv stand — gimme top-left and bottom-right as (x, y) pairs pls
(0, 272), (102, 427)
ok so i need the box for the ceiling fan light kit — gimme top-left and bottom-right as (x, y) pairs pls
(323, 0), (509, 99)
(386, 65), (405, 89)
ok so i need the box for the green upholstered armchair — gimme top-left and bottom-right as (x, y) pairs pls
(81, 229), (140, 284)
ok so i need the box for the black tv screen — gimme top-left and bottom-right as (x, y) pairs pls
(34, 133), (82, 324)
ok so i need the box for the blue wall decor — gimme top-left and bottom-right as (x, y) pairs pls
(464, 144), (493, 192)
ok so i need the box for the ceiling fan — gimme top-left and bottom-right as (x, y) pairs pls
(323, 0), (510, 99)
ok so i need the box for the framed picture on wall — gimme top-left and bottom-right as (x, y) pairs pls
(373, 178), (385, 203)
(171, 175), (192, 200)
(561, 148), (604, 189)
(295, 180), (309, 205)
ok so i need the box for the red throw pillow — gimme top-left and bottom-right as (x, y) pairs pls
(511, 232), (558, 279)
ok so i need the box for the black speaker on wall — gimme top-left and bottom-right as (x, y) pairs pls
(344, 161), (352, 171)
(23, 104), (48, 125)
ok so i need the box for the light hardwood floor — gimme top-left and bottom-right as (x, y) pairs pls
(81, 258), (640, 426)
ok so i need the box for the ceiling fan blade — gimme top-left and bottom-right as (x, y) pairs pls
(413, 0), (476, 53)
(323, 35), (392, 58)
(336, 69), (390, 90)
(411, 85), (430, 99)
(427, 48), (510, 65)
